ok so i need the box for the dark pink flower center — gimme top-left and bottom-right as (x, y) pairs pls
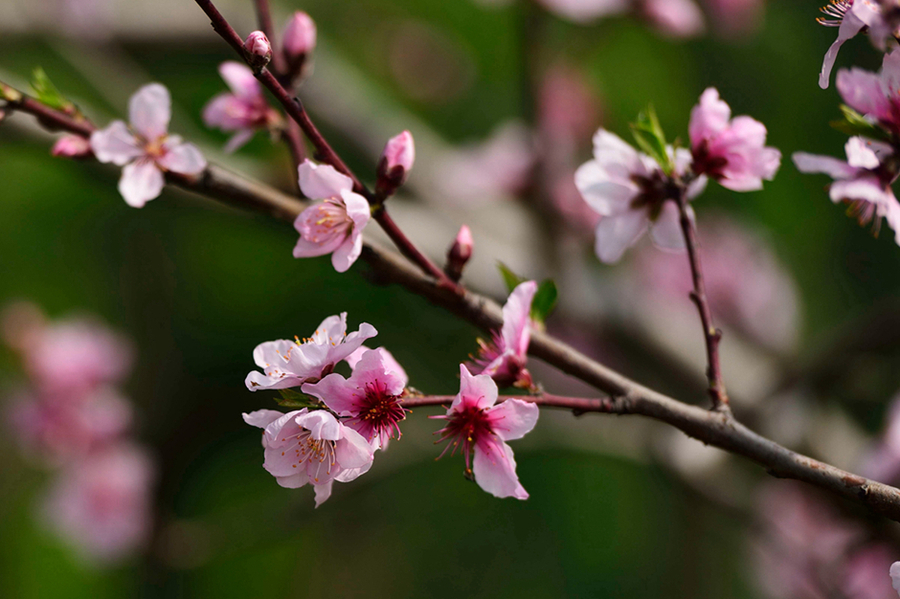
(348, 380), (406, 445)
(434, 405), (495, 473)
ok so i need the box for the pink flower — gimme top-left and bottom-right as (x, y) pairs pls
(303, 348), (409, 449)
(689, 88), (781, 192)
(293, 160), (371, 273)
(840, 544), (898, 599)
(41, 444), (155, 564)
(90, 84), (206, 208)
(817, 0), (900, 88)
(575, 130), (706, 263)
(376, 131), (416, 196)
(641, 0), (705, 38)
(891, 561), (900, 596)
(242, 408), (374, 506)
(245, 312), (377, 391)
(468, 280), (537, 388)
(445, 224), (474, 282)
(793, 137), (900, 244)
(836, 48), (900, 136)
(243, 31), (272, 69)
(8, 387), (133, 467)
(432, 365), (539, 500)
(51, 135), (92, 159)
(18, 316), (134, 395)
(282, 11), (317, 61)
(203, 62), (280, 153)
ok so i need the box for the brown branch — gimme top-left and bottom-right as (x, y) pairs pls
(676, 193), (729, 412)
(6, 54), (900, 525)
(401, 393), (620, 415)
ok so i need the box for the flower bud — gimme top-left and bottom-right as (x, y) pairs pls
(51, 135), (92, 159)
(244, 31), (272, 70)
(376, 130), (415, 197)
(283, 12), (317, 60)
(445, 225), (473, 282)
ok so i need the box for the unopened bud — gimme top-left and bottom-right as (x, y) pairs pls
(445, 225), (473, 282)
(51, 134), (92, 159)
(244, 31), (272, 70)
(376, 130), (415, 197)
(283, 12), (317, 59)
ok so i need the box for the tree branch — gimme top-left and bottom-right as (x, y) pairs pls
(676, 193), (729, 412)
(6, 66), (900, 524)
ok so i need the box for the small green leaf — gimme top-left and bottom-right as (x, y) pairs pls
(497, 262), (526, 294)
(30, 68), (73, 112)
(829, 104), (892, 143)
(530, 279), (558, 324)
(275, 388), (321, 408)
(630, 104), (673, 174)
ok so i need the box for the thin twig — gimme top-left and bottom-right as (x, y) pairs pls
(401, 393), (623, 415)
(675, 192), (729, 412)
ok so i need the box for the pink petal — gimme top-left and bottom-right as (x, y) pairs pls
(118, 160), (165, 208)
(334, 426), (374, 471)
(223, 130), (256, 154)
(649, 201), (686, 251)
(689, 88), (730, 148)
(877, 193), (900, 247)
(829, 177), (891, 205)
(889, 561), (900, 594)
(836, 68), (892, 121)
(345, 346), (408, 384)
(313, 481), (333, 506)
(454, 364), (498, 412)
(501, 280), (537, 357)
(297, 160), (354, 200)
(218, 61), (261, 99)
(295, 410), (342, 441)
(792, 152), (856, 180)
(593, 209), (649, 264)
(488, 398), (539, 441)
(473, 438), (528, 499)
(331, 227), (364, 272)
(242, 409), (285, 430)
(845, 137), (881, 169)
(347, 347), (408, 394)
(275, 472), (309, 489)
(302, 373), (357, 415)
(202, 94), (255, 131)
(128, 83), (170, 141)
(574, 162), (639, 216)
(158, 142), (206, 175)
(819, 11), (865, 89)
(341, 190), (372, 230)
(90, 121), (142, 166)
(643, 0), (705, 39)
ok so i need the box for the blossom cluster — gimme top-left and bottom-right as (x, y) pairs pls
(2, 303), (155, 565)
(244, 287), (540, 506)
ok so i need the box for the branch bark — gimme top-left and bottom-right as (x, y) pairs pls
(5, 67), (900, 523)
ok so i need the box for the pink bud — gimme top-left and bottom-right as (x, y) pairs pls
(445, 225), (473, 282)
(244, 31), (272, 70)
(51, 135), (92, 159)
(283, 12), (317, 59)
(376, 131), (415, 197)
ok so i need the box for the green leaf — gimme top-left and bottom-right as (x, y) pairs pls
(829, 104), (892, 143)
(497, 262), (526, 294)
(30, 68), (73, 112)
(630, 104), (673, 174)
(530, 279), (558, 324)
(275, 388), (321, 408)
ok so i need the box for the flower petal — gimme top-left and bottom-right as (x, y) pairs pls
(128, 83), (171, 141)
(500, 280), (537, 358)
(298, 160), (354, 200)
(819, 11), (865, 89)
(473, 438), (528, 500)
(118, 160), (165, 208)
(793, 152), (857, 180)
(218, 61), (261, 99)
(593, 209), (649, 264)
(334, 426), (374, 471)
(295, 410), (342, 441)
(649, 201), (686, 251)
(454, 364), (498, 412)
(302, 373), (356, 415)
(90, 121), (142, 166)
(313, 480), (333, 506)
(836, 68), (892, 121)
(242, 409), (284, 430)
(275, 472), (309, 489)
(488, 398), (539, 441)
(331, 229), (363, 272)
(158, 142), (206, 175)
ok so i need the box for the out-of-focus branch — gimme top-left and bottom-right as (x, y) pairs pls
(6, 66), (900, 525)
(676, 192), (730, 412)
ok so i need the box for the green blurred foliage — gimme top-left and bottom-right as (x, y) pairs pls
(1, 1), (900, 597)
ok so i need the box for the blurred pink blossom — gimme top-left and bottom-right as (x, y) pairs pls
(793, 137), (900, 245)
(575, 130), (706, 263)
(633, 215), (800, 352)
(282, 12), (317, 61)
(817, 0), (900, 88)
(91, 84), (206, 208)
(203, 62), (280, 153)
(689, 87), (781, 191)
(41, 444), (155, 564)
(51, 135), (92, 159)
(436, 122), (535, 203)
(243, 31), (273, 69)
(292, 160), (371, 272)
(8, 387), (132, 467)
(432, 365), (538, 500)
(836, 48), (900, 136)
(702, 0), (765, 36)
(376, 131), (416, 196)
(641, 0), (705, 38)
(891, 561), (900, 595)
(245, 313), (377, 391)
(303, 348), (409, 449)
(468, 280), (537, 388)
(242, 408), (374, 506)
(841, 544), (898, 599)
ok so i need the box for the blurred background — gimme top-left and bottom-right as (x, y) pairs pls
(3, 0), (900, 597)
